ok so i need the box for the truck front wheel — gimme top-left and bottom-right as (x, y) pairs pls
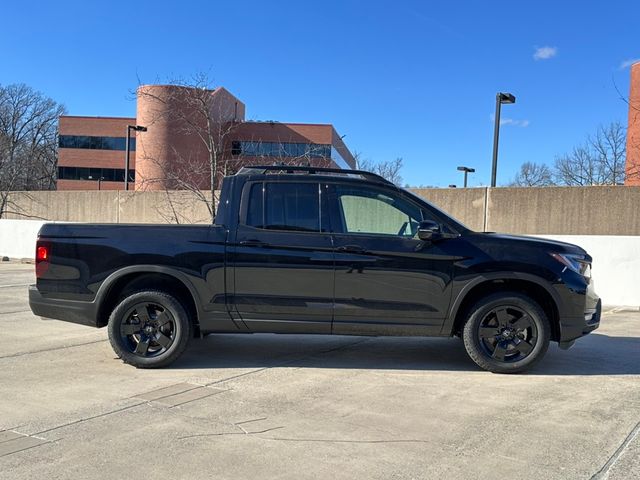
(107, 290), (191, 368)
(462, 292), (551, 374)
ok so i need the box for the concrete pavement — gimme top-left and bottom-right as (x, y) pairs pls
(0, 263), (638, 479)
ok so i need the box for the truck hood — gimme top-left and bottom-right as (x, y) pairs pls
(478, 232), (587, 255)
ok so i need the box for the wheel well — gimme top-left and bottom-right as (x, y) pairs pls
(97, 272), (200, 336)
(452, 279), (560, 341)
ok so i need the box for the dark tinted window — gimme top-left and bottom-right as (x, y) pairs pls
(77, 167), (89, 180)
(101, 168), (116, 181)
(232, 141), (331, 158)
(57, 166), (133, 182)
(245, 182), (321, 232)
(59, 135), (134, 151)
(246, 183), (264, 227)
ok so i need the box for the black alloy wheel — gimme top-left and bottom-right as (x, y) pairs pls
(119, 302), (177, 357)
(462, 292), (551, 374)
(108, 290), (192, 368)
(477, 306), (538, 363)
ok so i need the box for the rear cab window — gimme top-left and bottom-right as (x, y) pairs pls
(243, 181), (329, 233)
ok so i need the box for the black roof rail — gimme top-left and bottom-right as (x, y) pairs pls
(236, 164), (394, 186)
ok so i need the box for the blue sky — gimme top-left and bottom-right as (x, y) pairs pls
(1, 0), (638, 186)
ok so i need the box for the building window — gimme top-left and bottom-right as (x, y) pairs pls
(59, 135), (135, 151)
(330, 146), (351, 169)
(58, 166), (134, 182)
(231, 141), (331, 159)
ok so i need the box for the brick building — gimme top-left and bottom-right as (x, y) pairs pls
(626, 62), (640, 185)
(58, 85), (355, 190)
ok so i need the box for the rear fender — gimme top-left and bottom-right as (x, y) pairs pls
(95, 265), (203, 326)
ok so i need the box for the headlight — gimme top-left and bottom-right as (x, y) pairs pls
(550, 253), (591, 278)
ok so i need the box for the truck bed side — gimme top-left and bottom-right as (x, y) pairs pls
(31, 223), (238, 332)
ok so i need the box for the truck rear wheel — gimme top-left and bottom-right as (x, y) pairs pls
(107, 290), (191, 368)
(462, 292), (550, 374)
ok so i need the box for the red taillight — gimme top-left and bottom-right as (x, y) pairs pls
(36, 245), (49, 262)
(35, 242), (50, 278)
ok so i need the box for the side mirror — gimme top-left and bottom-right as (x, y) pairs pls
(418, 220), (442, 241)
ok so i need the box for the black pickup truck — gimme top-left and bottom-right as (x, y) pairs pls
(29, 165), (600, 373)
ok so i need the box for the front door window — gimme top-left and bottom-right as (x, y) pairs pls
(335, 185), (425, 237)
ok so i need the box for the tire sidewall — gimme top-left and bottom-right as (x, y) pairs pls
(108, 290), (191, 368)
(463, 293), (550, 373)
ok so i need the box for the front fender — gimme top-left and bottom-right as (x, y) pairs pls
(441, 271), (563, 336)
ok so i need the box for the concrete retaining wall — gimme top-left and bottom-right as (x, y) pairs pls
(4, 190), (214, 224)
(413, 188), (486, 232)
(487, 186), (640, 235)
(537, 235), (640, 308)
(6, 186), (640, 235)
(415, 185), (640, 235)
(0, 219), (49, 260)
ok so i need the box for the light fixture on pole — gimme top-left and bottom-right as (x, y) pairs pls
(457, 166), (475, 188)
(490, 92), (516, 187)
(125, 125), (147, 191)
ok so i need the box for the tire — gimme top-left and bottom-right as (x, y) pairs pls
(462, 292), (550, 374)
(107, 290), (192, 368)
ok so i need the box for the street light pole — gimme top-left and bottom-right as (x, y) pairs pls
(125, 125), (147, 191)
(124, 127), (131, 191)
(490, 92), (515, 187)
(457, 166), (475, 188)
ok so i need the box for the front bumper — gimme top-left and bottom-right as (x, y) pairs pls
(554, 268), (601, 347)
(29, 285), (99, 327)
(558, 297), (601, 347)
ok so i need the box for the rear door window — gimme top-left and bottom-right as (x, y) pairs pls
(245, 182), (323, 232)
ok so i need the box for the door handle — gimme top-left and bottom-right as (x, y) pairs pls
(337, 245), (366, 254)
(239, 239), (270, 248)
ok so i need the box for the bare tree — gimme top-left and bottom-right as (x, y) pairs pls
(554, 122), (626, 186)
(137, 74), (339, 223)
(0, 83), (65, 217)
(136, 73), (240, 223)
(510, 162), (555, 186)
(356, 155), (404, 185)
(590, 122), (626, 184)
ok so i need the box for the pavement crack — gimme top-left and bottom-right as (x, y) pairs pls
(178, 431), (434, 444)
(178, 426), (285, 439)
(32, 384), (230, 437)
(234, 417), (268, 426)
(0, 339), (107, 360)
(204, 367), (273, 387)
(261, 437), (434, 444)
(0, 439), (54, 458)
(32, 401), (147, 436)
(590, 419), (640, 480)
(129, 383), (204, 402)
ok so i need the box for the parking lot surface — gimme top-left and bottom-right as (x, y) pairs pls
(0, 263), (638, 479)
